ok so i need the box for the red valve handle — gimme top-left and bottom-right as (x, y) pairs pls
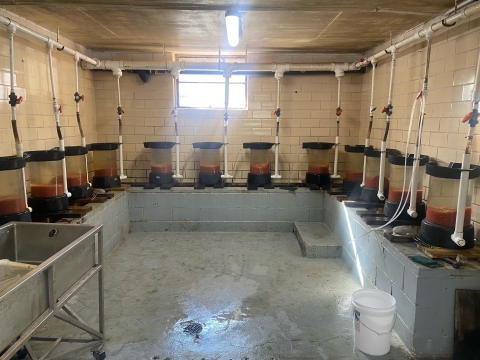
(81, 95), (85, 101)
(336, 109), (343, 116)
(381, 106), (387, 113)
(462, 112), (473, 123)
(16, 96), (23, 104)
(59, 105), (62, 113)
(122, 109), (125, 114)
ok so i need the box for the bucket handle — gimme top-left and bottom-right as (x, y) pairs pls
(357, 312), (397, 335)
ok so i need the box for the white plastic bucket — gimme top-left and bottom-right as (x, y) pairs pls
(351, 289), (397, 356)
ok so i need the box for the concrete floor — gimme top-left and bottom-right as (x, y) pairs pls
(30, 232), (414, 360)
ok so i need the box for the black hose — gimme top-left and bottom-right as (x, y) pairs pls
(76, 112), (84, 138)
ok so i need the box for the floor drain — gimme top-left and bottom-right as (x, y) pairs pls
(183, 323), (203, 336)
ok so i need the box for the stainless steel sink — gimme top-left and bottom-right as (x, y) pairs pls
(0, 222), (105, 360)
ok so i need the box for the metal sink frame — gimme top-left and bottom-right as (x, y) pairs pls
(0, 222), (105, 360)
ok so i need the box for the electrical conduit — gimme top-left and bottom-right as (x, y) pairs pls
(377, 48), (397, 201)
(47, 41), (70, 197)
(451, 49), (480, 247)
(362, 58), (377, 187)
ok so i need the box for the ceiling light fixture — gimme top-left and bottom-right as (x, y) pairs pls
(225, 10), (240, 47)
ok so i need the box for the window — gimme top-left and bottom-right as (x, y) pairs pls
(178, 74), (247, 109)
(176, 55), (247, 109)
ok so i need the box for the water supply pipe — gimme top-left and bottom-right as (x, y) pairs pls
(451, 50), (480, 247)
(221, 67), (233, 180)
(361, 58), (377, 187)
(171, 70), (183, 180)
(377, 48), (397, 201)
(7, 24), (29, 212)
(86, 60), (357, 75)
(0, 16), (99, 67)
(114, 72), (127, 180)
(272, 70), (283, 180)
(332, 69), (344, 179)
(407, 30), (434, 218)
(74, 56), (86, 148)
(47, 41), (70, 198)
(359, 2), (480, 66)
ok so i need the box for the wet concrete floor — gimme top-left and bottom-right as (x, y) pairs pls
(30, 232), (414, 360)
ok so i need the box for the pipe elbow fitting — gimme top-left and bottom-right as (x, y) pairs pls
(451, 233), (466, 247)
(407, 208), (418, 218)
(377, 192), (385, 201)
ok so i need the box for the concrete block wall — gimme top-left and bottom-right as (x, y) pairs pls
(324, 193), (480, 357)
(93, 52), (362, 184)
(360, 12), (480, 237)
(74, 191), (129, 259)
(128, 188), (323, 232)
(0, 11), (97, 158)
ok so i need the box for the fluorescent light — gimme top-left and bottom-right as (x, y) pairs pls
(225, 11), (240, 47)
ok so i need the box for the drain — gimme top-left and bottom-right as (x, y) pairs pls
(183, 322), (203, 336)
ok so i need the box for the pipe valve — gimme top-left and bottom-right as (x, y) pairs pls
(336, 107), (343, 116)
(117, 106), (124, 115)
(381, 104), (393, 116)
(8, 92), (18, 107)
(273, 108), (281, 117)
(74, 92), (84, 103)
(58, 105), (62, 114)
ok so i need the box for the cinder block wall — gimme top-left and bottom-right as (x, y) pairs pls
(93, 52), (363, 184)
(324, 193), (480, 357)
(360, 13), (480, 236)
(0, 12), (97, 158)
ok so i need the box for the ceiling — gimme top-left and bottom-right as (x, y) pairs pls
(0, 1), (456, 54)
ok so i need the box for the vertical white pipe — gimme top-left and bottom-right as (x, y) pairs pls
(74, 56), (89, 185)
(332, 75), (342, 179)
(221, 75), (232, 179)
(377, 49), (397, 200)
(362, 59), (377, 187)
(47, 42), (70, 197)
(8, 24), (28, 211)
(171, 75), (183, 179)
(451, 50), (480, 246)
(408, 31), (434, 217)
(272, 74), (282, 179)
(116, 75), (127, 180)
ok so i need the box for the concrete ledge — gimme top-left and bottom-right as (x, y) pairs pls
(73, 191), (130, 259)
(130, 220), (294, 233)
(323, 193), (480, 357)
(293, 222), (341, 258)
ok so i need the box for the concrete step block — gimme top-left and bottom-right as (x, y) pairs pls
(293, 222), (342, 258)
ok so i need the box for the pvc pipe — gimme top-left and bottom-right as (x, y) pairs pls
(0, 259), (37, 272)
(368, 3), (480, 63)
(221, 74), (232, 179)
(171, 74), (183, 179)
(362, 58), (377, 187)
(332, 72), (343, 179)
(272, 73), (283, 179)
(408, 31), (434, 218)
(115, 74), (127, 180)
(47, 42), (70, 198)
(86, 60), (358, 74)
(7, 24), (29, 213)
(0, 15), (99, 67)
(377, 49), (397, 201)
(451, 49), (480, 246)
(445, 0), (476, 15)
